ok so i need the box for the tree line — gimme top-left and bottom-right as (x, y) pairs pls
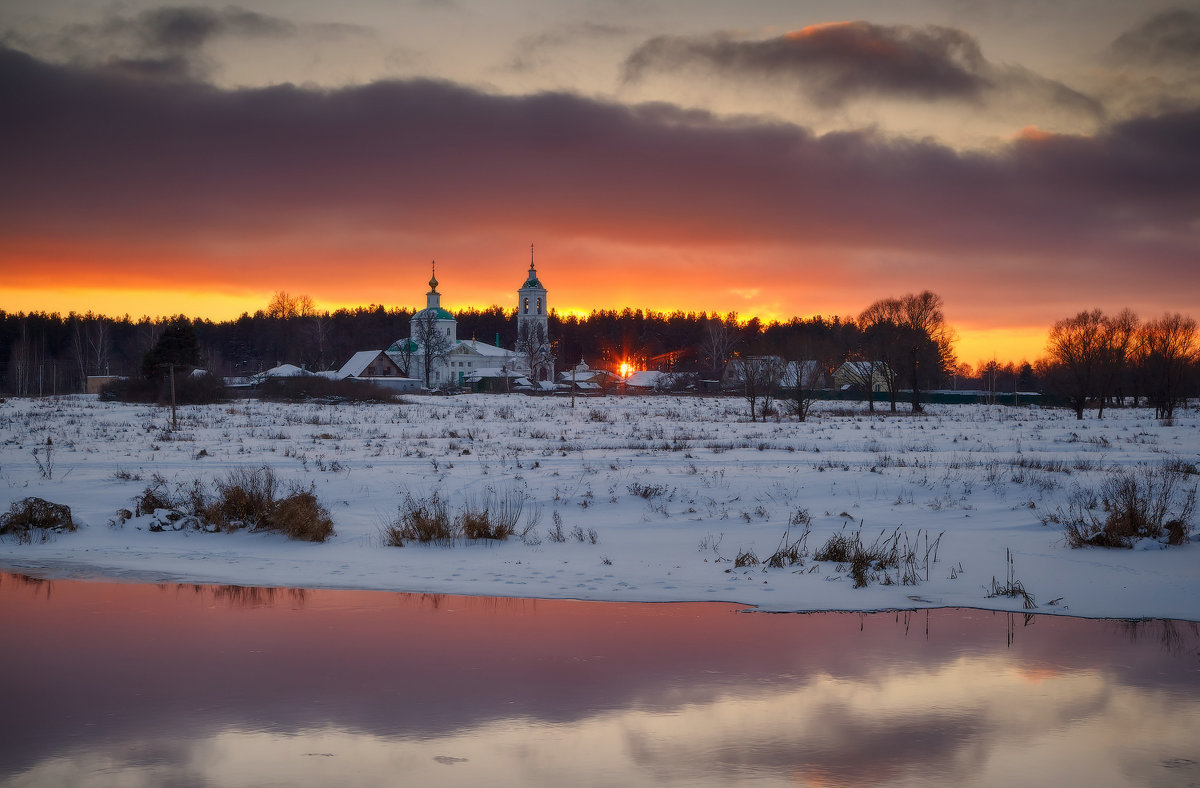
(2, 293), (1196, 417)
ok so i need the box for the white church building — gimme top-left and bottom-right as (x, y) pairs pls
(337, 254), (554, 390)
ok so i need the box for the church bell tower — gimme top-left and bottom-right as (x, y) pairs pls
(516, 244), (553, 381)
(517, 244), (548, 345)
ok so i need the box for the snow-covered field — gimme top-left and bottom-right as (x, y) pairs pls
(2, 394), (1198, 620)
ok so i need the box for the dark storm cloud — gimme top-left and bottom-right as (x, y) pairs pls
(0, 46), (1194, 273)
(623, 22), (990, 105)
(1110, 8), (1200, 66)
(44, 5), (296, 59)
(621, 21), (1101, 117)
(130, 5), (296, 52)
(7, 6), (370, 81)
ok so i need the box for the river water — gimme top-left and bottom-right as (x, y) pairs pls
(2, 572), (1199, 787)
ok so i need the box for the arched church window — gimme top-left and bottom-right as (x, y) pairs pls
(524, 297), (529, 313)
(537, 298), (542, 315)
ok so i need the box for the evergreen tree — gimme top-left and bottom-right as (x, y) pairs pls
(142, 317), (200, 379)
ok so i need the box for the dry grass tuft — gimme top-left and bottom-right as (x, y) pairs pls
(458, 490), (524, 541)
(814, 525), (940, 588)
(0, 497), (77, 543)
(734, 549), (760, 568)
(387, 492), (456, 545)
(269, 485), (335, 542)
(206, 466), (279, 530)
(1043, 460), (1197, 548)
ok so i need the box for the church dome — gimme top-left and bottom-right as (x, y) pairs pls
(416, 306), (455, 321)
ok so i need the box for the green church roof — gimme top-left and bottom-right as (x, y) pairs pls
(387, 339), (419, 353)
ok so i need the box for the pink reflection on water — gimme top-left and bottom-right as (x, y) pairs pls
(2, 573), (1199, 786)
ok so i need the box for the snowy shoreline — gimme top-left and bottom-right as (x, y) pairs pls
(2, 394), (1198, 621)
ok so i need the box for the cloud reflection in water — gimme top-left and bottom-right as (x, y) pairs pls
(2, 574), (1198, 787)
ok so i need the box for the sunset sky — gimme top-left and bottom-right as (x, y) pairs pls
(2, 1), (1198, 364)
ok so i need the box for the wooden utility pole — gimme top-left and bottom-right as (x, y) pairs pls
(169, 363), (177, 431)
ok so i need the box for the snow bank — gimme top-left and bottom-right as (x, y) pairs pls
(1, 394), (1198, 620)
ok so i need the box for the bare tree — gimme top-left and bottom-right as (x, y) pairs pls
(517, 321), (550, 382)
(737, 355), (782, 422)
(896, 291), (955, 413)
(307, 313), (332, 371)
(7, 319), (34, 396)
(1045, 309), (1109, 419)
(1096, 308), (1138, 416)
(388, 339), (416, 378)
(86, 316), (111, 376)
(266, 291), (296, 320)
(699, 315), (738, 386)
(839, 359), (882, 412)
(782, 360), (821, 422)
(855, 299), (904, 411)
(66, 314), (112, 391)
(1137, 313), (1198, 420)
(70, 317), (88, 391)
(412, 312), (452, 388)
(266, 291), (316, 320)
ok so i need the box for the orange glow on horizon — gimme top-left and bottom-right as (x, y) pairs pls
(953, 325), (1047, 367)
(0, 284), (1051, 364)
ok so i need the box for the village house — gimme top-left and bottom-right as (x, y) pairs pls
(723, 358), (830, 390)
(833, 361), (893, 393)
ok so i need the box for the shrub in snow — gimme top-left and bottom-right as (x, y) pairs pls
(546, 511), (566, 543)
(127, 467), (335, 542)
(269, 486), (335, 542)
(628, 482), (667, 499)
(458, 490), (524, 541)
(0, 497), (77, 543)
(385, 489), (546, 546)
(386, 492), (456, 546)
(1043, 460), (1197, 548)
(208, 466), (280, 530)
(134, 478), (177, 516)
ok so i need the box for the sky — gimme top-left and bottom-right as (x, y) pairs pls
(1, 1), (1198, 364)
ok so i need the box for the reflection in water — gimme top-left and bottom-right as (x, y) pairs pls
(2, 573), (1199, 787)
(178, 582), (310, 608)
(1116, 617), (1200, 657)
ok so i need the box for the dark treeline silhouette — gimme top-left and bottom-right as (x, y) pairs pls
(3, 297), (1195, 411)
(1, 305), (415, 395)
(1, 303), (912, 396)
(1039, 309), (1199, 420)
